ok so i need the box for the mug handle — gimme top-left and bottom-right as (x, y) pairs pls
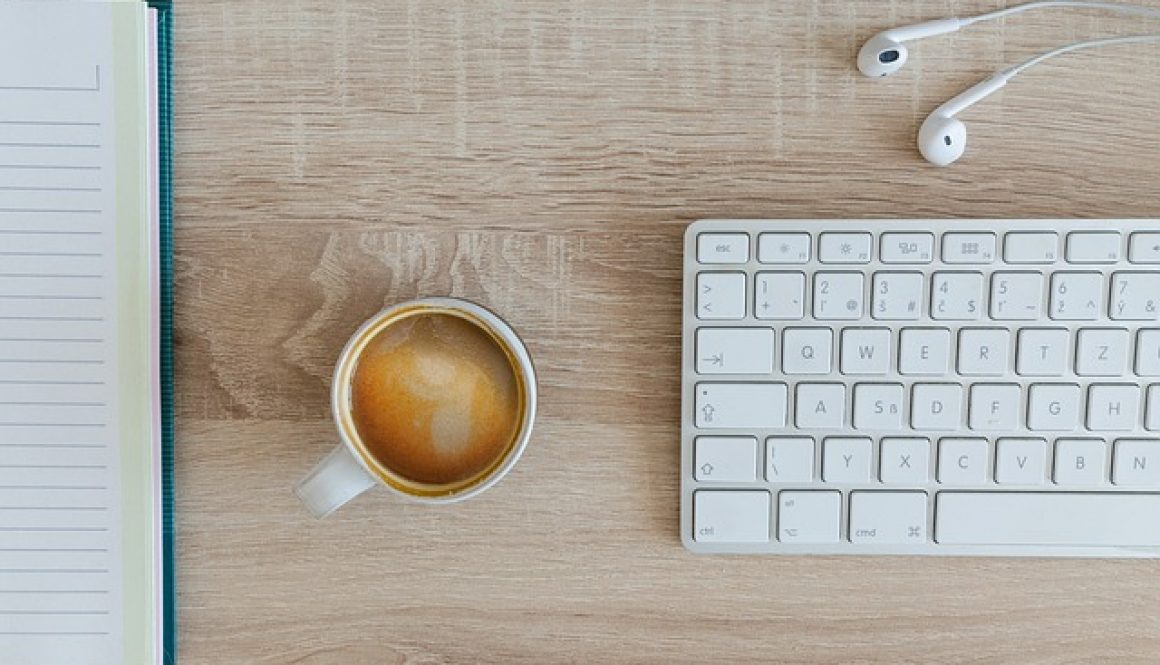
(295, 444), (377, 518)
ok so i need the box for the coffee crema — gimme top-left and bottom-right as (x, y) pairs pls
(349, 311), (522, 488)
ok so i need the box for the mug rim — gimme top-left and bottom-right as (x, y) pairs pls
(330, 297), (537, 504)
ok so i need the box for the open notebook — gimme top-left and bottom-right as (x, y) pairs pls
(0, 2), (174, 664)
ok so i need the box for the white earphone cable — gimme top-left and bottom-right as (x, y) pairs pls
(999, 33), (1160, 76)
(967, 0), (1160, 24)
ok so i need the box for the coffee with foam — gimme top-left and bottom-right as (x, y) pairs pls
(349, 311), (523, 489)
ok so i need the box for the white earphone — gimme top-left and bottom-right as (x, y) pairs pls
(858, 0), (1160, 78)
(917, 35), (1160, 166)
(857, 1), (1160, 166)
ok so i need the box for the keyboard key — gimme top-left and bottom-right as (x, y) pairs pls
(693, 490), (770, 543)
(777, 491), (840, 543)
(931, 272), (983, 320)
(994, 438), (1047, 484)
(795, 383), (846, 429)
(937, 438), (988, 484)
(695, 328), (774, 375)
(757, 232), (810, 264)
(1027, 383), (1081, 431)
(1113, 439), (1160, 486)
(990, 272), (1043, 320)
(695, 383), (788, 429)
(1111, 272), (1160, 320)
(822, 437), (873, 482)
(782, 327), (832, 374)
(813, 272), (863, 319)
(1053, 439), (1107, 485)
(879, 437), (931, 483)
(696, 272), (746, 320)
(942, 232), (996, 264)
(852, 383), (904, 430)
(1087, 384), (1139, 431)
(754, 272), (805, 319)
(880, 233), (934, 263)
(957, 328), (1009, 376)
(935, 492), (1160, 546)
(1149, 386), (1160, 431)
(911, 383), (962, 430)
(818, 232), (871, 263)
(694, 437), (758, 482)
(872, 271), (923, 320)
(968, 383), (1020, 431)
(1004, 232), (1058, 263)
(840, 327), (890, 375)
(1075, 328), (1129, 376)
(1135, 330), (1160, 376)
(697, 233), (749, 264)
(1067, 231), (1121, 263)
(899, 328), (950, 375)
(1016, 328), (1069, 376)
(1128, 232), (1160, 263)
(1049, 272), (1102, 320)
(766, 437), (815, 482)
(849, 492), (928, 544)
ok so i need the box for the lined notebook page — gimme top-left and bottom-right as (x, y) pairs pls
(0, 3), (156, 664)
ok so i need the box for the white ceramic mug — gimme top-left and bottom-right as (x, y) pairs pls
(295, 297), (537, 517)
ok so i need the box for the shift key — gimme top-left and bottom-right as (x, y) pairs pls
(695, 383), (787, 428)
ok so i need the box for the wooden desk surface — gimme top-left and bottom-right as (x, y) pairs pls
(175, 2), (1160, 662)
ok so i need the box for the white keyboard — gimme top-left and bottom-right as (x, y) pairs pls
(681, 219), (1160, 557)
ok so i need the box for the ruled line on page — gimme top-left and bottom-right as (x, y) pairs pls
(0, 359), (105, 364)
(0, 144), (100, 149)
(0, 486), (107, 491)
(0, 316), (104, 322)
(0, 227), (103, 232)
(0, 582), (109, 589)
(0, 209), (101, 214)
(0, 503), (107, 508)
(0, 423), (107, 428)
(0, 338), (104, 343)
(0, 187), (101, 193)
(0, 274), (104, 279)
(0, 568), (108, 573)
(0, 121), (101, 127)
(0, 464), (108, 470)
(0, 632), (110, 636)
(0, 528), (108, 532)
(0, 444), (105, 449)
(0, 547), (107, 551)
(0, 295), (103, 300)
(0, 66), (99, 92)
(0, 165), (101, 171)
(0, 251), (102, 257)
(0, 380), (105, 385)
(0, 610), (109, 615)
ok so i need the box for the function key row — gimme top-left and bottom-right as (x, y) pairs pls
(696, 231), (1160, 266)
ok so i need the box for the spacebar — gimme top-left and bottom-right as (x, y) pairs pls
(936, 492), (1160, 546)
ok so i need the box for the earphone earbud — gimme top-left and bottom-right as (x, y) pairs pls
(917, 74), (1009, 166)
(917, 116), (967, 167)
(857, 1), (1160, 78)
(856, 19), (962, 77)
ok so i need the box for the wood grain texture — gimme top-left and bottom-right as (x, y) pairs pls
(173, 1), (1160, 663)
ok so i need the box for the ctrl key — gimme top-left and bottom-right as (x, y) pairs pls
(693, 491), (771, 543)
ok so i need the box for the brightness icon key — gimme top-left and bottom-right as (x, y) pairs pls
(819, 232), (872, 263)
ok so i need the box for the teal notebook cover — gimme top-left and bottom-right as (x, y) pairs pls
(148, 2), (176, 663)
